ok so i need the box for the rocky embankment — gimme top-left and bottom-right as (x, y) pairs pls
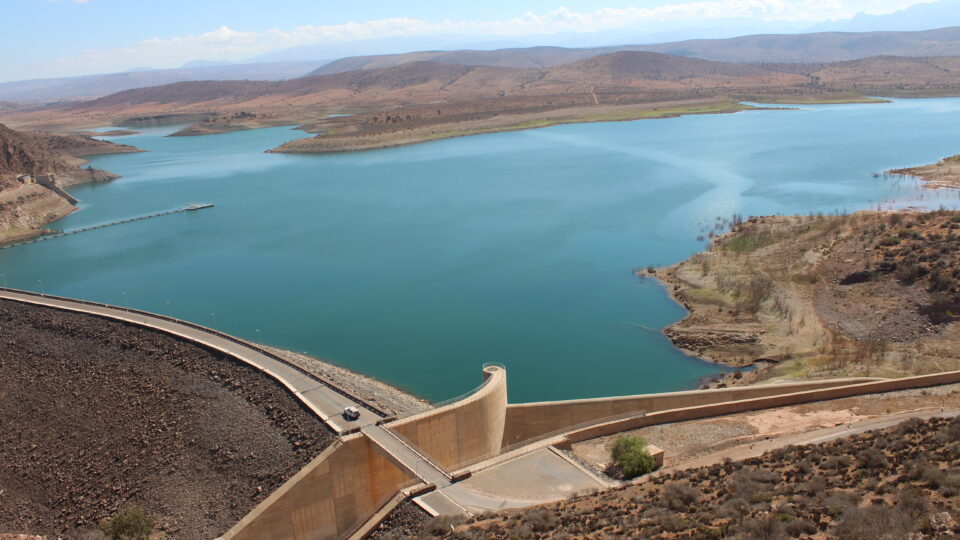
(656, 211), (960, 384)
(0, 299), (335, 539)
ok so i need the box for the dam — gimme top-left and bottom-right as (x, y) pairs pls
(5, 287), (960, 539)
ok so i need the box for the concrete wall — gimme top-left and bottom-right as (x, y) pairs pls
(389, 365), (508, 471)
(503, 378), (880, 446)
(558, 370), (960, 446)
(220, 434), (413, 540)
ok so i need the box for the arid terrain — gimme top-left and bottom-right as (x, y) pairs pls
(3, 52), (960, 155)
(0, 122), (140, 244)
(0, 299), (337, 538)
(892, 153), (960, 189)
(425, 415), (960, 538)
(655, 209), (960, 385)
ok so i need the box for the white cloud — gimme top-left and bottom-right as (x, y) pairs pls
(20, 0), (939, 79)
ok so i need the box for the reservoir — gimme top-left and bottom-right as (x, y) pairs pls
(3, 98), (960, 403)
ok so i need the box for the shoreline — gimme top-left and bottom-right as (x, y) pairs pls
(888, 153), (960, 189)
(649, 209), (960, 387)
(42, 95), (887, 155)
(268, 100), (765, 154)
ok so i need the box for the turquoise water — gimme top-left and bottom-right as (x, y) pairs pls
(3, 99), (960, 403)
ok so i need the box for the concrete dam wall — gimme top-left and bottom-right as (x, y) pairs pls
(502, 377), (881, 446)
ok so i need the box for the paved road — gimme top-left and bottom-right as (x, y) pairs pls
(0, 288), (381, 433)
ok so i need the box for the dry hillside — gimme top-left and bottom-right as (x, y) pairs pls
(6, 51), (960, 148)
(0, 123), (140, 243)
(426, 416), (960, 539)
(657, 210), (960, 385)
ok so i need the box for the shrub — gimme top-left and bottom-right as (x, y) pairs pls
(878, 236), (900, 246)
(98, 507), (154, 540)
(521, 509), (558, 533)
(822, 455), (852, 471)
(833, 505), (914, 539)
(662, 481), (700, 511)
(784, 519), (818, 537)
(895, 487), (930, 518)
(610, 436), (657, 479)
(857, 447), (888, 470)
(733, 514), (787, 540)
(895, 259), (927, 283)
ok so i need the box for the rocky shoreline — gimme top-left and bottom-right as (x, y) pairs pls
(651, 210), (960, 386)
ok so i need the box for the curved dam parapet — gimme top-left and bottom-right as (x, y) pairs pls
(388, 364), (508, 471)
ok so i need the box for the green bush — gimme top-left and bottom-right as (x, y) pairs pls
(611, 436), (657, 479)
(98, 506), (154, 540)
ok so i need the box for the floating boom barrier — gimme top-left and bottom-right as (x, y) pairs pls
(0, 203), (214, 250)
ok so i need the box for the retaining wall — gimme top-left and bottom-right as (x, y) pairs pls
(557, 370), (960, 446)
(220, 434), (413, 540)
(388, 365), (508, 471)
(503, 378), (881, 446)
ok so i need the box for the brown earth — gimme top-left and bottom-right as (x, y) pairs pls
(655, 210), (960, 384)
(571, 383), (960, 474)
(0, 298), (335, 539)
(891, 154), (960, 189)
(438, 415), (960, 539)
(4, 52), (959, 153)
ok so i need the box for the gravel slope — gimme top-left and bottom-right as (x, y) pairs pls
(0, 299), (335, 539)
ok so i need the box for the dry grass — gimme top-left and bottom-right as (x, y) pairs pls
(431, 416), (960, 539)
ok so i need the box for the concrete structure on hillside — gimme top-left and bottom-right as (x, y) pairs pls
(221, 365), (508, 540)
(33, 173), (79, 205)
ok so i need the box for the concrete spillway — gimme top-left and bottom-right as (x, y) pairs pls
(0, 203), (214, 250)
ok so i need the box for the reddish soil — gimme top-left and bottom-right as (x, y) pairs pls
(0, 299), (335, 539)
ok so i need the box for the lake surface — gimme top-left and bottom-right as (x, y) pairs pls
(4, 99), (960, 403)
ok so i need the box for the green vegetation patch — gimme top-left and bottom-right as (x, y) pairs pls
(99, 506), (155, 540)
(611, 436), (657, 479)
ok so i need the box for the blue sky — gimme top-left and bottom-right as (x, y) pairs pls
(3, 0), (942, 82)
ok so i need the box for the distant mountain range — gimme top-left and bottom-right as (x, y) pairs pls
(14, 51), (955, 124)
(5, 25), (960, 105)
(0, 62), (321, 103)
(310, 26), (960, 76)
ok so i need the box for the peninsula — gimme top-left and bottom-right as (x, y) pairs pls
(3, 52), (960, 155)
(655, 209), (960, 386)
(891, 154), (960, 189)
(0, 123), (142, 244)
